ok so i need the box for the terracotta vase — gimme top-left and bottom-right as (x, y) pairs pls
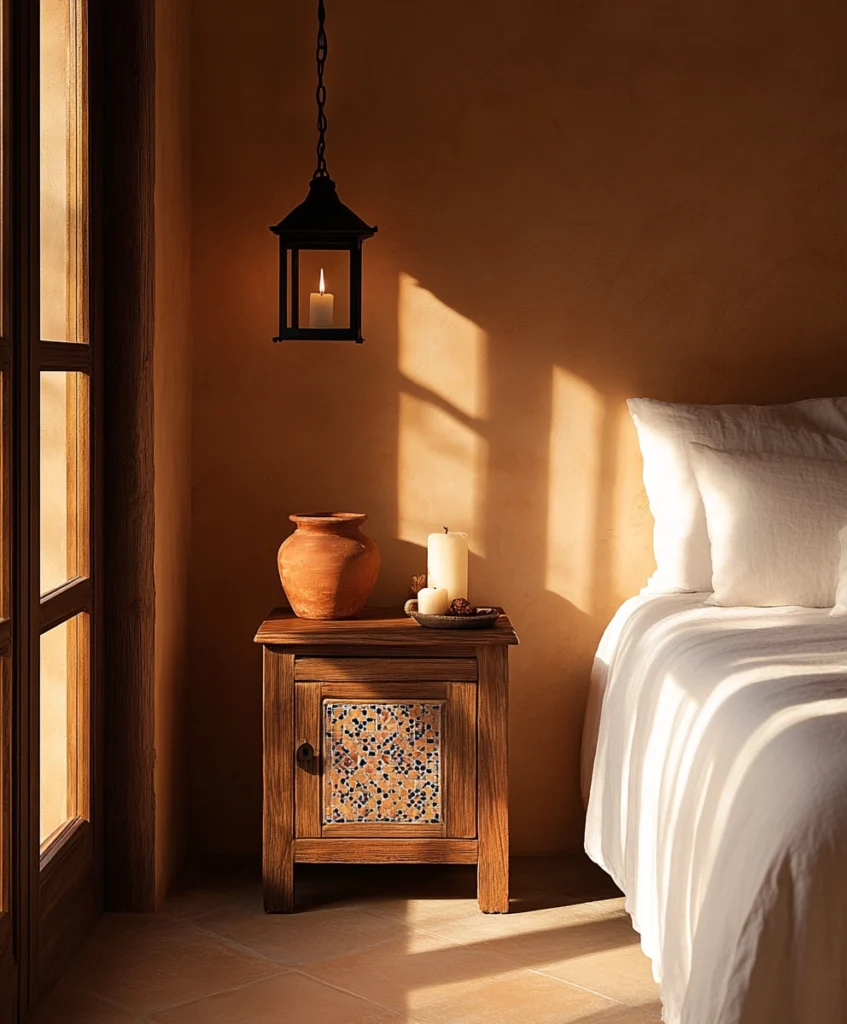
(277, 513), (380, 620)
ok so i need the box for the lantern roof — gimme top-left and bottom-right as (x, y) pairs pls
(271, 176), (377, 240)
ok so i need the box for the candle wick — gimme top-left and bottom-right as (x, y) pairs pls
(443, 526), (448, 533)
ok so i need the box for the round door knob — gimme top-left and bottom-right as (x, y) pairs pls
(296, 742), (316, 765)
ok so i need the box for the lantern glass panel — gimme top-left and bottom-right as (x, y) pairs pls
(294, 248), (350, 331)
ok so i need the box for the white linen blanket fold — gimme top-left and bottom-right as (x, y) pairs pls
(583, 594), (847, 1024)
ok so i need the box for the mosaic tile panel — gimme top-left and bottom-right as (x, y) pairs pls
(324, 702), (442, 824)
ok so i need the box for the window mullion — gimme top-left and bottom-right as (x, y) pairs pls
(38, 576), (90, 633)
(39, 340), (91, 372)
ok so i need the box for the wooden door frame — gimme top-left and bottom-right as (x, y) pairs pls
(8, 0), (107, 1012)
(37, 0), (105, 994)
(10, 0), (41, 1008)
(11, 0), (166, 931)
(101, 0), (156, 913)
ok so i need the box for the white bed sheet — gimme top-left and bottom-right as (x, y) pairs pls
(583, 594), (847, 1024)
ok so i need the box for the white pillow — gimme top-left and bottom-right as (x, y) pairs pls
(689, 445), (847, 608)
(628, 397), (847, 593)
(831, 526), (847, 618)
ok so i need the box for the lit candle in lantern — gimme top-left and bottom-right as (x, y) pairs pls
(427, 528), (469, 603)
(309, 268), (334, 328)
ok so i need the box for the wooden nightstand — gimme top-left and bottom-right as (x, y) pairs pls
(255, 609), (519, 913)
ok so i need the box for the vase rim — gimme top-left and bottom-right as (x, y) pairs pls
(289, 512), (368, 526)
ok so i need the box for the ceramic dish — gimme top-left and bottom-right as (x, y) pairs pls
(408, 606), (500, 630)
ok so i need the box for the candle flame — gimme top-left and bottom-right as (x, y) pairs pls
(319, 268), (326, 295)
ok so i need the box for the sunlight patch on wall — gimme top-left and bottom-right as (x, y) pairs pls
(398, 272), (487, 420)
(545, 367), (603, 613)
(398, 393), (487, 568)
(397, 273), (488, 566)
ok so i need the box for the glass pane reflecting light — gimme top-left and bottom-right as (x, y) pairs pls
(40, 620), (69, 843)
(40, 613), (87, 845)
(40, 0), (88, 343)
(41, 371), (87, 594)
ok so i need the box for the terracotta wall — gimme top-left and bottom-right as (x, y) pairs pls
(154, 0), (192, 901)
(187, 0), (847, 858)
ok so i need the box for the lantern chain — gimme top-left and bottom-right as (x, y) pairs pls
(312, 0), (329, 180)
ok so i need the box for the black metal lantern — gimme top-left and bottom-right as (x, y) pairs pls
(271, 0), (377, 343)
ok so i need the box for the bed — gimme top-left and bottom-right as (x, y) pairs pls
(582, 593), (847, 1024)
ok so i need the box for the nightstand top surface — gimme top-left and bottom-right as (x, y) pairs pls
(254, 607), (519, 647)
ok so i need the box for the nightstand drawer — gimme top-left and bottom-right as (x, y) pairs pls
(294, 657), (477, 682)
(294, 681), (477, 840)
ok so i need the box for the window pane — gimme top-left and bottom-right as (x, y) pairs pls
(40, 621), (68, 843)
(40, 0), (88, 343)
(40, 614), (88, 846)
(41, 371), (88, 594)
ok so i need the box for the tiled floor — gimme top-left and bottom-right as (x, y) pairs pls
(32, 857), (662, 1023)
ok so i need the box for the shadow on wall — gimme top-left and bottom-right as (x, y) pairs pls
(186, 0), (847, 862)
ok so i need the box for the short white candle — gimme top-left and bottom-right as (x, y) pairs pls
(309, 267), (334, 328)
(427, 528), (469, 603)
(417, 587), (449, 615)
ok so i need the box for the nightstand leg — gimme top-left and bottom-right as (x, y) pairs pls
(477, 645), (509, 913)
(263, 648), (295, 912)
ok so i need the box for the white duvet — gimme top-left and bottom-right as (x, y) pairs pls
(582, 594), (847, 1024)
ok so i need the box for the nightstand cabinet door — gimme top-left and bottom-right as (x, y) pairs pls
(294, 681), (477, 840)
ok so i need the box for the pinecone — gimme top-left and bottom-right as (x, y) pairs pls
(408, 574), (428, 598)
(449, 598), (476, 616)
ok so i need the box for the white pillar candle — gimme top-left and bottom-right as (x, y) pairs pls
(309, 267), (334, 328)
(417, 587), (449, 615)
(427, 528), (469, 603)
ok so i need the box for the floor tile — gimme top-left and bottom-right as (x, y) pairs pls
(31, 859), (664, 1023)
(31, 984), (140, 1024)
(583, 1007), (662, 1023)
(360, 885), (585, 925)
(71, 913), (284, 1015)
(399, 894), (639, 966)
(148, 971), (409, 1023)
(303, 929), (618, 1024)
(536, 930), (661, 1011)
(195, 901), (402, 965)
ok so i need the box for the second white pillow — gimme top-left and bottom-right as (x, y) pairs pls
(627, 397), (847, 594)
(689, 444), (847, 608)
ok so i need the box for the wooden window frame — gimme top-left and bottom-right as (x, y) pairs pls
(36, 0), (96, 850)
(6, 0), (104, 1010)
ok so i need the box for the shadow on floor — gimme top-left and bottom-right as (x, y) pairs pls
(32, 855), (660, 1024)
